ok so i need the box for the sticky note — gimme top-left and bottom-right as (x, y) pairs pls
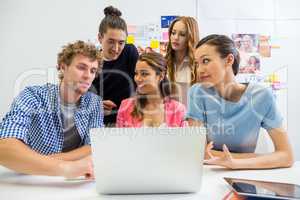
(127, 35), (135, 44)
(127, 25), (137, 34)
(162, 31), (169, 41)
(150, 39), (159, 49)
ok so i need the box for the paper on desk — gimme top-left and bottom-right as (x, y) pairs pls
(64, 176), (93, 182)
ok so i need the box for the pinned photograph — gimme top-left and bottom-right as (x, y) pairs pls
(232, 34), (259, 53)
(239, 54), (260, 74)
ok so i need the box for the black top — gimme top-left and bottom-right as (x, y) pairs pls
(91, 44), (138, 125)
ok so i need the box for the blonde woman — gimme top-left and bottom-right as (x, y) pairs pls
(165, 16), (200, 106)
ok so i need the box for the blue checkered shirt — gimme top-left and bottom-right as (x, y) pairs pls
(0, 83), (104, 155)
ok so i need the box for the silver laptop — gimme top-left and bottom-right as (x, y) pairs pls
(90, 127), (206, 194)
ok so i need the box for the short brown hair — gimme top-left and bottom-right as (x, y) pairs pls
(57, 40), (102, 80)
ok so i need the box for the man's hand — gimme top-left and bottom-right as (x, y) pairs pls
(59, 156), (94, 179)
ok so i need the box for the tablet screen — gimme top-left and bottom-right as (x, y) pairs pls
(224, 177), (300, 199)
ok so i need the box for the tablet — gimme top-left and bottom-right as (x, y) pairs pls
(224, 177), (300, 200)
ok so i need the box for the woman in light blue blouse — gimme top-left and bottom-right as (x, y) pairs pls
(186, 34), (293, 169)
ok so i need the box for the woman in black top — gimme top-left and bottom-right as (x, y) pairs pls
(92, 6), (139, 126)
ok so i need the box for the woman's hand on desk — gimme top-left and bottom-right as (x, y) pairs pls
(204, 141), (214, 159)
(59, 155), (94, 180)
(204, 144), (238, 169)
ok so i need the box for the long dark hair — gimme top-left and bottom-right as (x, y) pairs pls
(131, 52), (171, 120)
(196, 34), (240, 75)
(98, 6), (127, 36)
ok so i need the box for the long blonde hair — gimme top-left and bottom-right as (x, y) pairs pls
(165, 16), (200, 85)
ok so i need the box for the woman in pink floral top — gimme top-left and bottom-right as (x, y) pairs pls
(117, 52), (186, 127)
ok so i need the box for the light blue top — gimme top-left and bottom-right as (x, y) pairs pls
(185, 83), (283, 153)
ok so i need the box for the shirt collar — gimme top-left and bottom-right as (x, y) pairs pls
(50, 84), (87, 111)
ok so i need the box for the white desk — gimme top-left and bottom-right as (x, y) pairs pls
(1, 162), (300, 200)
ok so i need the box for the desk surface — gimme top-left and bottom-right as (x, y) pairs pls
(1, 162), (300, 200)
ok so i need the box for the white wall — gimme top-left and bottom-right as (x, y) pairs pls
(0, 0), (196, 116)
(100, 0), (197, 25)
(1, 0), (300, 160)
(0, 0), (102, 116)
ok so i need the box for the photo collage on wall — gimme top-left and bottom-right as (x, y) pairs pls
(232, 34), (271, 83)
(232, 34), (261, 74)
